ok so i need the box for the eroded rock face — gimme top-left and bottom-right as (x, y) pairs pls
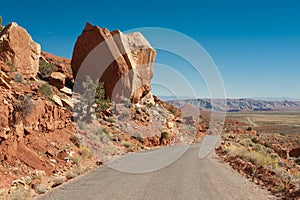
(50, 72), (66, 89)
(71, 23), (156, 103)
(0, 22), (41, 78)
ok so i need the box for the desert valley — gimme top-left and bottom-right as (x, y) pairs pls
(0, 16), (299, 200)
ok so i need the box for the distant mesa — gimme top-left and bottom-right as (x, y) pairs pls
(71, 22), (156, 103)
(168, 98), (300, 112)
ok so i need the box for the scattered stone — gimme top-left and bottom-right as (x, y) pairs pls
(52, 95), (63, 107)
(60, 86), (72, 96)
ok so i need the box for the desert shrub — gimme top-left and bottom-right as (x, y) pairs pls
(168, 106), (177, 115)
(227, 145), (278, 168)
(70, 134), (82, 147)
(39, 83), (53, 99)
(79, 146), (92, 159)
(68, 156), (79, 166)
(100, 142), (118, 155)
(246, 127), (252, 131)
(7, 62), (15, 72)
(119, 109), (131, 120)
(13, 94), (35, 119)
(11, 186), (29, 200)
(39, 60), (55, 79)
(133, 132), (144, 142)
(122, 98), (131, 108)
(14, 72), (23, 83)
(66, 171), (76, 180)
(251, 137), (259, 144)
(121, 141), (132, 148)
(76, 120), (87, 130)
(72, 166), (87, 176)
(74, 76), (110, 121)
(34, 184), (47, 194)
(51, 176), (64, 188)
(264, 142), (271, 148)
(161, 131), (169, 140)
(91, 126), (105, 140)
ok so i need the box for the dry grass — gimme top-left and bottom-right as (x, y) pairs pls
(11, 186), (29, 200)
(226, 145), (278, 168)
(34, 184), (47, 194)
(226, 111), (300, 134)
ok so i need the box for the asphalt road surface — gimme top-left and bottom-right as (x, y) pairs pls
(38, 136), (274, 200)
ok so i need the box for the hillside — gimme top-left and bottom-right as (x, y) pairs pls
(167, 98), (300, 112)
(0, 21), (206, 199)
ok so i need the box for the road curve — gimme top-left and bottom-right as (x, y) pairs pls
(38, 138), (274, 200)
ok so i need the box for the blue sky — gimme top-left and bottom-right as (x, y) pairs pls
(1, 0), (300, 99)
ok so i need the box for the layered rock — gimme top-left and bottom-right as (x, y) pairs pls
(50, 72), (66, 89)
(71, 23), (156, 103)
(0, 22), (41, 78)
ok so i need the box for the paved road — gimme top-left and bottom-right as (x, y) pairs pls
(38, 136), (274, 200)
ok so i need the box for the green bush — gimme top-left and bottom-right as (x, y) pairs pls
(39, 83), (53, 99)
(74, 76), (110, 121)
(251, 137), (259, 144)
(7, 62), (15, 72)
(161, 131), (169, 140)
(133, 132), (144, 142)
(246, 127), (252, 131)
(39, 60), (55, 78)
(121, 141), (132, 148)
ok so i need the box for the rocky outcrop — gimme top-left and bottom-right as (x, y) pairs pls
(41, 51), (72, 79)
(50, 72), (66, 89)
(0, 71), (10, 89)
(0, 61), (10, 73)
(71, 23), (156, 103)
(0, 22), (41, 78)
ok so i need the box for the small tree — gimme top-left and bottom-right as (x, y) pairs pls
(95, 82), (110, 113)
(74, 76), (110, 121)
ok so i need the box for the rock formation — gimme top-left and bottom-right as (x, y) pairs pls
(0, 22), (41, 78)
(71, 23), (156, 103)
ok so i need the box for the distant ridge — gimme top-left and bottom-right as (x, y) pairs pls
(166, 98), (300, 112)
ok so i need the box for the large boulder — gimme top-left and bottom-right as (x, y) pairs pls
(0, 22), (41, 78)
(49, 72), (66, 89)
(71, 23), (156, 103)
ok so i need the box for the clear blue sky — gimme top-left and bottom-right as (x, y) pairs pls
(1, 0), (300, 99)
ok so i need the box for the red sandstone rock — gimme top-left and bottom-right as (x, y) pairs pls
(71, 23), (156, 103)
(0, 22), (41, 78)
